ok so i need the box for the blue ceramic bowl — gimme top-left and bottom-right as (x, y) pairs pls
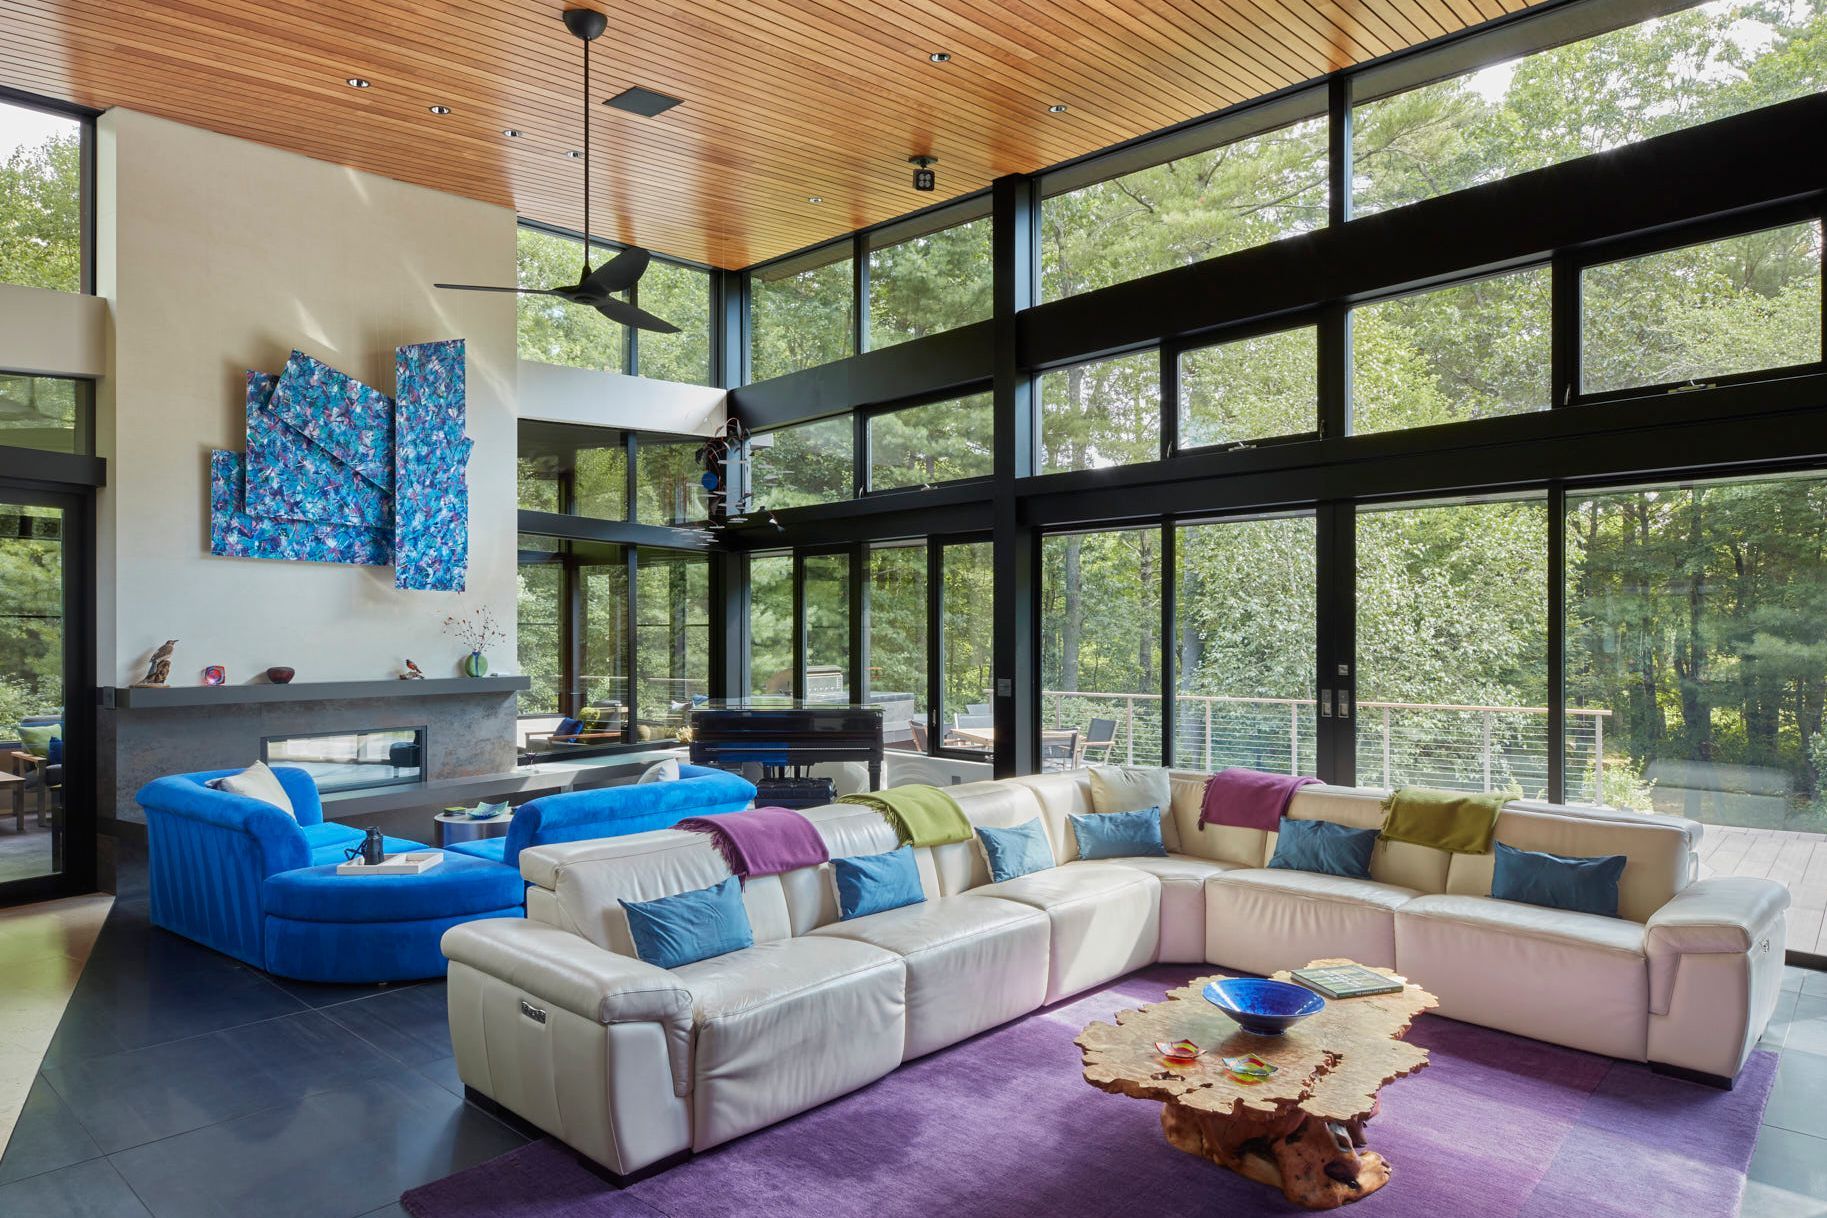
(1203, 978), (1325, 1036)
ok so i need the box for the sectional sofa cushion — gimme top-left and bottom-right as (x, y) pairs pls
(833, 846), (925, 920)
(976, 818), (1054, 882)
(1491, 841), (1627, 917)
(1206, 869), (1417, 975)
(810, 893), (1049, 1058)
(1069, 808), (1167, 860)
(977, 862), (1160, 1002)
(671, 935), (905, 1149)
(621, 876), (754, 969)
(1090, 765), (1173, 816)
(1395, 893), (1649, 1060)
(1267, 818), (1377, 879)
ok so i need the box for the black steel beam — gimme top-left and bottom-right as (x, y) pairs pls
(1015, 373), (1827, 527)
(727, 321), (994, 432)
(517, 510), (712, 551)
(1020, 93), (1827, 370)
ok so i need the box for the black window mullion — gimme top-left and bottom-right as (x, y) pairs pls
(1550, 250), (1578, 408)
(1160, 520), (1177, 767)
(1327, 73), (1351, 229)
(563, 547), (582, 716)
(624, 545), (639, 742)
(926, 541), (943, 757)
(1547, 483), (1567, 803)
(848, 543), (867, 705)
(1159, 343), (1179, 461)
(791, 551), (807, 702)
(1316, 503), (1356, 786)
(853, 231), (869, 357)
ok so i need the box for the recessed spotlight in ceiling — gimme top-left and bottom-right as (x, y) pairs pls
(1048, 103), (1069, 113)
(565, 149), (584, 158)
(428, 104), (451, 115)
(928, 51), (951, 63)
(502, 128), (523, 138)
(807, 195), (824, 204)
(346, 77), (371, 89)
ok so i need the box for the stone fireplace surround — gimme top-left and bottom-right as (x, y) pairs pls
(98, 678), (527, 846)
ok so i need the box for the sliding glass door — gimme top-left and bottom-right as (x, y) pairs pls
(0, 491), (81, 904)
(1354, 497), (1549, 795)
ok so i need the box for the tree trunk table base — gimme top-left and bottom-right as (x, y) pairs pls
(1077, 960), (1437, 1212)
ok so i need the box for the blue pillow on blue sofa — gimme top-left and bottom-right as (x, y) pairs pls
(1267, 818), (1378, 880)
(833, 845), (925, 920)
(976, 818), (1055, 883)
(1491, 842), (1627, 918)
(620, 876), (754, 968)
(1069, 808), (1167, 860)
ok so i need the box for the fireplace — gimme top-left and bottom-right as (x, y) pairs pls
(261, 726), (427, 794)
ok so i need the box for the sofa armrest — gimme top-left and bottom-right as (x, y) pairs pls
(441, 919), (693, 1096)
(1645, 877), (1789, 1015)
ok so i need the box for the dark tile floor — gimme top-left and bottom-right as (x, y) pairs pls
(0, 876), (526, 1218)
(3, 874), (1824, 1217)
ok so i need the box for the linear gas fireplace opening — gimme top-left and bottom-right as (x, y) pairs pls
(261, 726), (427, 794)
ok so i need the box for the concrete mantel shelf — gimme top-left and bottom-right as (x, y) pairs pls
(100, 676), (530, 710)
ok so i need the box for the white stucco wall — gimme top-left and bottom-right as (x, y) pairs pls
(94, 109), (520, 686)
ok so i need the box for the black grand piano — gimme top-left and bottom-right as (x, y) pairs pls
(688, 699), (884, 800)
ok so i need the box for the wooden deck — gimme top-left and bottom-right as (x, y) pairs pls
(1698, 824), (1827, 957)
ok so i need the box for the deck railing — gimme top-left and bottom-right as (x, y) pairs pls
(1043, 689), (1612, 798)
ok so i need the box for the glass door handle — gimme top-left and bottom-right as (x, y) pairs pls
(1337, 691), (1352, 720)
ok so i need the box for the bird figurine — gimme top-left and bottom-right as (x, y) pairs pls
(133, 640), (178, 688)
(400, 659), (425, 680)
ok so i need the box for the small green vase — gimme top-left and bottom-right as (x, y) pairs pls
(463, 650), (489, 677)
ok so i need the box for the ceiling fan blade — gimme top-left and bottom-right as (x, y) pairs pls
(595, 297), (680, 334)
(578, 246), (651, 296)
(434, 283), (566, 295)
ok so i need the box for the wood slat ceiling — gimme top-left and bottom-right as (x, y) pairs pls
(0, 0), (1535, 269)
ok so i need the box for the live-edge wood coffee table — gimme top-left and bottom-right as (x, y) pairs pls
(1077, 959), (1437, 1211)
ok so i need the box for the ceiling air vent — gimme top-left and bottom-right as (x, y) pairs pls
(604, 86), (683, 117)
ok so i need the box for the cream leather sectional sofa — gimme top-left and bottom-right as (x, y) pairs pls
(440, 769), (1790, 1178)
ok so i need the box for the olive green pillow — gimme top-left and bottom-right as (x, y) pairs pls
(17, 723), (60, 758)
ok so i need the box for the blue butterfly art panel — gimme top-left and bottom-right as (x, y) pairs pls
(266, 350), (396, 492)
(209, 450), (391, 566)
(393, 340), (470, 592)
(242, 372), (391, 528)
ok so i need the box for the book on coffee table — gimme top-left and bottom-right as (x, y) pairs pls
(335, 852), (444, 876)
(1290, 963), (1404, 999)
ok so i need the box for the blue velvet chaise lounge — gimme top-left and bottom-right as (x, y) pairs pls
(136, 762), (757, 983)
(441, 764), (757, 870)
(136, 766), (523, 983)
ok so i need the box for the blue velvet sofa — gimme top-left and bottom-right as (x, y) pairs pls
(137, 766), (523, 983)
(444, 764), (757, 870)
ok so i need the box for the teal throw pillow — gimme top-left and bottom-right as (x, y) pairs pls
(1069, 807), (1167, 860)
(620, 875), (754, 969)
(976, 818), (1054, 883)
(833, 845), (926, 920)
(1491, 842), (1627, 918)
(1267, 818), (1378, 880)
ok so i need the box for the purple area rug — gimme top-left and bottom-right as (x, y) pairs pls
(402, 965), (1776, 1218)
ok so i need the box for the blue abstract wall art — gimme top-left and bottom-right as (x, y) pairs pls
(206, 343), (470, 589)
(209, 450), (392, 566)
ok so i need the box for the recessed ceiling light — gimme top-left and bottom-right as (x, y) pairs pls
(1048, 103), (1069, 113)
(502, 128), (523, 138)
(428, 104), (451, 115)
(565, 149), (583, 158)
(928, 51), (951, 63)
(807, 195), (823, 204)
(346, 77), (371, 89)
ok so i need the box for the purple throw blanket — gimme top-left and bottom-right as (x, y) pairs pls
(678, 807), (829, 882)
(1200, 768), (1320, 833)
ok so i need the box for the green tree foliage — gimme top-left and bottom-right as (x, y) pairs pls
(751, 416), (853, 509)
(1180, 328), (1318, 448)
(749, 555), (795, 696)
(869, 393), (993, 490)
(0, 127), (80, 293)
(750, 253), (853, 381)
(635, 259), (712, 385)
(516, 227), (627, 372)
(868, 218), (992, 349)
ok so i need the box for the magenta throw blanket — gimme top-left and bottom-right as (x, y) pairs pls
(1200, 768), (1320, 833)
(678, 807), (829, 882)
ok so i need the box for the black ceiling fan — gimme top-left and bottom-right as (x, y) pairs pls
(435, 8), (678, 334)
